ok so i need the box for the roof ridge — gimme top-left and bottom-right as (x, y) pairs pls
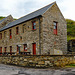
(19, 1), (56, 19)
(42, 1), (56, 15)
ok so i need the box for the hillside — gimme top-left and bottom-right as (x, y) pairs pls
(0, 16), (17, 21)
(66, 19), (75, 41)
(0, 16), (5, 20)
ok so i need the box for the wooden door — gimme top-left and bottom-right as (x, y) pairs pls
(0, 47), (2, 55)
(32, 43), (36, 55)
(10, 46), (12, 55)
(17, 45), (20, 54)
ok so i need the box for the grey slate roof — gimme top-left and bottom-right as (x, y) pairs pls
(0, 17), (8, 24)
(0, 2), (55, 32)
(0, 15), (12, 24)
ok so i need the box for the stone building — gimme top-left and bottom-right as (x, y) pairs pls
(0, 2), (67, 55)
(0, 15), (14, 29)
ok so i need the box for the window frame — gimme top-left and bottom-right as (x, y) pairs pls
(32, 21), (36, 30)
(9, 29), (12, 39)
(53, 21), (58, 35)
(0, 33), (2, 40)
(24, 44), (27, 51)
(16, 27), (19, 35)
(10, 46), (12, 55)
(22, 24), (25, 33)
(4, 31), (6, 38)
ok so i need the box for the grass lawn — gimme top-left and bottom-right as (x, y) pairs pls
(67, 36), (75, 41)
(66, 64), (75, 68)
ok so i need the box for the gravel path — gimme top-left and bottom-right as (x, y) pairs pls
(0, 64), (75, 75)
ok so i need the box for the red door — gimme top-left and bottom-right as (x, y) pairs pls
(0, 47), (2, 55)
(32, 43), (36, 55)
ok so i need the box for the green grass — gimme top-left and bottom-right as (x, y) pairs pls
(0, 16), (17, 21)
(67, 36), (75, 41)
(0, 16), (5, 20)
(66, 64), (75, 67)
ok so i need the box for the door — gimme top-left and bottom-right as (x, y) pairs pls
(18, 46), (20, 54)
(24, 44), (27, 51)
(0, 47), (2, 55)
(32, 43), (36, 55)
(17, 45), (20, 54)
(10, 46), (12, 55)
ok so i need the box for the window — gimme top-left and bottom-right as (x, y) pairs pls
(16, 27), (19, 34)
(0, 33), (2, 39)
(4, 47), (7, 53)
(4, 31), (6, 38)
(20, 36), (22, 40)
(17, 45), (20, 54)
(10, 46), (12, 55)
(22, 24), (25, 33)
(17, 45), (19, 53)
(53, 21), (57, 35)
(24, 44), (27, 51)
(9, 29), (12, 39)
(32, 21), (36, 30)
(0, 47), (2, 55)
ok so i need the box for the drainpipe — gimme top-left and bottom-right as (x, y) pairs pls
(38, 16), (41, 55)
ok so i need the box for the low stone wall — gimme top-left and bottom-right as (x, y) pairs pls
(0, 55), (75, 67)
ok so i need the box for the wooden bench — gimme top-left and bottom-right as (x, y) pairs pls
(20, 51), (31, 55)
(2, 52), (15, 55)
(0, 52), (31, 55)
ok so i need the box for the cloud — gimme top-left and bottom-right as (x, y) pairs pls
(60, 0), (75, 20)
(0, 0), (75, 20)
(0, 0), (28, 18)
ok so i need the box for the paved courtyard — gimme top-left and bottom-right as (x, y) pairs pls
(0, 64), (75, 75)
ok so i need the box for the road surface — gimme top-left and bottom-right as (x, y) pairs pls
(0, 64), (75, 75)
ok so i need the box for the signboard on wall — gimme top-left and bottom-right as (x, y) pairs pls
(54, 49), (63, 55)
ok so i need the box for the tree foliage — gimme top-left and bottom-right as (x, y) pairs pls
(66, 19), (75, 36)
(0, 16), (5, 20)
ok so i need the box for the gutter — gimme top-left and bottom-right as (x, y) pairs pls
(38, 16), (42, 55)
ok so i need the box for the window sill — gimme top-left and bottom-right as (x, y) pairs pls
(54, 34), (58, 35)
(32, 29), (36, 31)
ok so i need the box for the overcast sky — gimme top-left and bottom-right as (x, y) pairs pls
(0, 0), (75, 20)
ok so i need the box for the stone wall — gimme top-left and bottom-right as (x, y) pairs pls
(0, 17), (42, 55)
(0, 55), (75, 67)
(42, 3), (67, 55)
